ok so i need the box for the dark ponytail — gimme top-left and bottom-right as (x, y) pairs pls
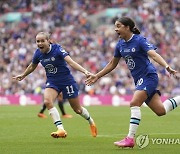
(117, 17), (140, 34)
(132, 27), (140, 34)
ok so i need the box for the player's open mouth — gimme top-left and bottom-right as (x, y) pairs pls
(116, 32), (121, 37)
(115, 31), (120, 35)
(39, 46), (44, 50)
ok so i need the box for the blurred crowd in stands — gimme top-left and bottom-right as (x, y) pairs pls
(0, 0), (180, 97)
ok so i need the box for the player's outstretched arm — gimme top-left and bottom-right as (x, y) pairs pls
(13, 63), (38, 81)
(64, 55), (90, 77)
(148, 50), (179, 79)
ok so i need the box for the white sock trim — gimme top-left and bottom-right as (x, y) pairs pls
(128, 106), (141, 138)
(163, 96), (180, 113)
(48, 107), (64, 130)
(81, 107), (94, 124)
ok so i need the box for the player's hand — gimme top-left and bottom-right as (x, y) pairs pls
(12, 74), (25, 81)
(173, 72), (180, 80)
(166, 66), (179, 79)
(85, 74), (99, 86)
(84, 70), (92, 78)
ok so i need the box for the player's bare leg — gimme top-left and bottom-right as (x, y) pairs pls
(148, 93), (180, 116)
(44, 88), (67, 138)
(114, 91), (147, 148)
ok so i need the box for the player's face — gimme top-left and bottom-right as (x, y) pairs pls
(36, 34), (50, 53)
(115, 21), (129, 40)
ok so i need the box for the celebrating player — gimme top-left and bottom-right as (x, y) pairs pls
(13, 32), (97, 138)
(85, 16), (180, 148)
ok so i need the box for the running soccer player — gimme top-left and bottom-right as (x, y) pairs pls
(13, 32), (97, 138)
(85, 16), (180, 148)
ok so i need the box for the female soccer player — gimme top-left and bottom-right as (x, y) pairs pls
(85, 16), (180, 148)
(13, 32), (97, 138)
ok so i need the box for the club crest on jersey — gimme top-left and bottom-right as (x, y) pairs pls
(132, 48), (136, 52)
(51, 57), (55, 61)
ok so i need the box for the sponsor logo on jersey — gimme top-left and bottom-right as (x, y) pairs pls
(45, 64), (57, 74)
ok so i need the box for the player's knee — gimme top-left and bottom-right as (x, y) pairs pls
(156, 110), (166, 116)
(130, 101), (139, 107)
(44, 99), (53, 108)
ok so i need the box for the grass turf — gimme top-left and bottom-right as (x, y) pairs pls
(0, 105), (179, 154)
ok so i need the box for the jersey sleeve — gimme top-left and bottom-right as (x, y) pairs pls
(32, 50), (40, 64)
(57, 45), (69, 58)
(114, 42), (122, 58)
(139, 37), (157, 53)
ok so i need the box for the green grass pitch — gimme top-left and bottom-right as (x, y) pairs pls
(0, 105), (179, 154)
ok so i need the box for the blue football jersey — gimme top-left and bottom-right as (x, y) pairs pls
(114, 34), (157, 82)
(32, 44), (76, 85)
